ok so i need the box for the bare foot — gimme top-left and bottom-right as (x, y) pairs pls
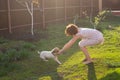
(83, 60), (92, 64)
(82, 58), (87, 62)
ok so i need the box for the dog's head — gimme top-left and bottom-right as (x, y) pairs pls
(51, 47), (60, 55)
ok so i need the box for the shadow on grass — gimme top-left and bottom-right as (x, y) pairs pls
(100, 72), (120, 80)
(39, 71), (63, 80)
(39, 70), (63, 80)
(87, 62), (97, 80)
(38, 61), (63, 80)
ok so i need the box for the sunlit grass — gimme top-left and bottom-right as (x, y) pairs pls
(0, 19), (120, 80)
(57, 26), (120, 80)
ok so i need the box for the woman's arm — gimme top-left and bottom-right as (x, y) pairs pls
(58, 35), (79, 54)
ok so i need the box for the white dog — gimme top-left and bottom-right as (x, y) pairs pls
(38, 47), (61, 64)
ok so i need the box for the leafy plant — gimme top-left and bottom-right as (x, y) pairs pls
(91, 10), (110, 29)
(0, 40), (36, 77)
(0, 37), (8, 44)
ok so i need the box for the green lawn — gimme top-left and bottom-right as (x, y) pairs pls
(0, 17), (120, 80)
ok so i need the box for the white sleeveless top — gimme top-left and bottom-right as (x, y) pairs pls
(76, 28), (103, 40)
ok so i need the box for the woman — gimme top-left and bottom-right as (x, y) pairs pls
(57, 24), (104, 64)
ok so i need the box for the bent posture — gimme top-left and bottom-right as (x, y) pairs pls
(57, 24), (104, 64)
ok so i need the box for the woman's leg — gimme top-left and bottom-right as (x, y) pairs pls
(79, 39), (95, 64)
(80, 46), (92, 61)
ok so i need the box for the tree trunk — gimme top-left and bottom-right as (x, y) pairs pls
(25, 2), (34, 36)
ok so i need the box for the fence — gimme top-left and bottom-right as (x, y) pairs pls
(0, 0), (99, 39)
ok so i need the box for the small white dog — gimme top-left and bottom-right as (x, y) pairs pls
(38, 47), (61, 64)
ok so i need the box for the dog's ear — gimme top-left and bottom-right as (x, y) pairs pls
(51, 47), (59, 54)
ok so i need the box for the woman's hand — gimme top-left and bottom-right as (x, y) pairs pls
(57, 35), (79, 55)
(58, 49), (64, 55)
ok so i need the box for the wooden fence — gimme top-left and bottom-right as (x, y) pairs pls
(0, 0), (99, 38)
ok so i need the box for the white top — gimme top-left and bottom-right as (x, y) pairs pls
(58, 28), (104, 54)
(76, 28), (103, 39)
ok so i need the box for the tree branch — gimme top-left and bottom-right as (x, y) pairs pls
(25, 2), (32, 16)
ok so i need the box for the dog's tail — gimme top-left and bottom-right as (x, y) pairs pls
(37, 51), (41, 54)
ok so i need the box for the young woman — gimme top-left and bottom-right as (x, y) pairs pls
(58, 24), (104, 64)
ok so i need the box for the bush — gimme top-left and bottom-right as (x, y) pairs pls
(22, 42), (36, 50)
(17, 49), (30, 60)
(0, 39), (36, 77)
(0, 37), (8, 44)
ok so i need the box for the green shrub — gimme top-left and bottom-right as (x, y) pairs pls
(0, 63), (17, 77)
(18, 49), (30, 60)
(6, 49), (18, 61)
(22, 42), (36, 50)
(0, 39), (35, 77)
(0, 37), (8, 44)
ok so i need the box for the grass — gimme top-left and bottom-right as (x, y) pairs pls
(0, 16), (120, 80)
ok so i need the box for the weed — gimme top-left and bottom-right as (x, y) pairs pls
(0, 17), (120, 80)
(0, 38), (35, 77)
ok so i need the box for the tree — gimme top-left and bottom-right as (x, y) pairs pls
(16, 0), (40, 35)
(89, 0), (108, 29)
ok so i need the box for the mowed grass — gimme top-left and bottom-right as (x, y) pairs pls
(57, 26), (120, 80)
(0, 18), (120, 80)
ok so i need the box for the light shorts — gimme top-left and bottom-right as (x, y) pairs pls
(78, 37), (104, 47)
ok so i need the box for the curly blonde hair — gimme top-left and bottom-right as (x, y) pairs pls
(65, 24), (78, 36)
